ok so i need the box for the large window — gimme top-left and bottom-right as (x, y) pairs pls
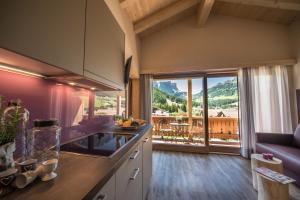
(151, 74), (240, 150)
(153, 79), (188, 117)
(207, 76), (239, 146)
(152, 78), (205, 146)
(73, 93), (89, 125)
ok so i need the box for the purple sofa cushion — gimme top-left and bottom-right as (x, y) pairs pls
(256, 143), (300, 174)
(256, 133), (294, 146)
(294, 125), (300, 148)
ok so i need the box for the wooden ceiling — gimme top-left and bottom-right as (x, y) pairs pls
(121, 0), (179, 23)
(212, 1), (300, 25)
(120, 0), (300, 35)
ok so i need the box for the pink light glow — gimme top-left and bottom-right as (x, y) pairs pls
(0, 70), (114, 158)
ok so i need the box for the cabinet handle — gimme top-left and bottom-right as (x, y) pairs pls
(130, 150), (139, 160)
(130, 168), (140, 180)
(96, 194), (107, 200)
(143, 137), (149, 143)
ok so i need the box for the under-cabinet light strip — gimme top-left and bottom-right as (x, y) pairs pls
(0, 64), (45, 78)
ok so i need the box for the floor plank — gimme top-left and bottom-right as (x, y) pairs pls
(148, 151), (300, 200)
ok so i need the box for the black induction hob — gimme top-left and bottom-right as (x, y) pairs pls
(60, 132), (137, 157)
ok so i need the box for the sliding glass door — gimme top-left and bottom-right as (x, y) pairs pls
(191, 78), (205, 145)
(151, 74), (240, 153)
(152, 77), (205, 146)
(207, 76), (240, 148)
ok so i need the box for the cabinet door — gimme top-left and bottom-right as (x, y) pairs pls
(0, 0), (85, 75)
(93, 175), (116, 200)
(84, 0), (125, 90)
(116, 144), (142, 200)
(142, 130), (153, 200)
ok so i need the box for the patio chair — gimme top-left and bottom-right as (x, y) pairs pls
(158, 119), (173, 141)
(171, 122), (190, 143)
(189, 120), (204, 144)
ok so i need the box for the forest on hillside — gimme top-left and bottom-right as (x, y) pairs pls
(153, 78), (238, 116)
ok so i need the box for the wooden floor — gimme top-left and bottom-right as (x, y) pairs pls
(147, 151), (300, 200)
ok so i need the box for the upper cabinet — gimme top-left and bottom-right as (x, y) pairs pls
(84, 0), (125, 90)
(0, 0), (86, 75)
(0, 0), (125, 90)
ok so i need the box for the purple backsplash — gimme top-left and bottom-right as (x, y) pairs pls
(0, 70), (114, 158)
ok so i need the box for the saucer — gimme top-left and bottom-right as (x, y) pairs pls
(41, 172), (57, 181)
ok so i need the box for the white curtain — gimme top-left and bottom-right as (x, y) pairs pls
(239, 65), (293, 158)
(250, 66), (293, 134)
(239, 68), (256, 158)
(140, 74), (153, 123)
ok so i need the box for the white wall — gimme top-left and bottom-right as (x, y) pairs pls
(141, 15), (293, 74)
(105, 0), (140, 78)
(294, 65), (300, 89)
(289, 20), (300, 126)
(289, 20), (300, 89)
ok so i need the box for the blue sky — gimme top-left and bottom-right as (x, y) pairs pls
(156, 77), (235, 94)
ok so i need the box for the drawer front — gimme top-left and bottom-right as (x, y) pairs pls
(93, 174), (116, 200)
(142, 130), (153, 200)
(116, 144), (142, 200)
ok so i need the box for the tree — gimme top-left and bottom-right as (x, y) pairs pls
(181, 104), (187, 112)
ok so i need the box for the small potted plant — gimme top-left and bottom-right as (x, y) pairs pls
(0, 96), (22, 172)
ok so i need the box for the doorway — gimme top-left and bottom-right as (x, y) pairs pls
(151, 73), (240, 154)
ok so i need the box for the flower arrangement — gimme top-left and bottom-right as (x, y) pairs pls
(0, 96), (22, 146)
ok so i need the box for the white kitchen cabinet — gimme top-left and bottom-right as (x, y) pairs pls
(93, 175), (116, 200)
(142, 130), (153, 200)
(0, 0), (86, 75)
(116, 143), (142, 200)
(95, 129), (152, 200)
(0, 0), (125, 90)
(84, 0), (125, 90)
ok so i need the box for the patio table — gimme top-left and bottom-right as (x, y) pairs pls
(169, 123), (190, 142)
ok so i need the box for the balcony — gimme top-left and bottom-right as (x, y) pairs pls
(152, 116), (240, 147)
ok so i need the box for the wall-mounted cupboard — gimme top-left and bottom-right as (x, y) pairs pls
(85, 0), (125, 90)
(0, 0), (125, 90)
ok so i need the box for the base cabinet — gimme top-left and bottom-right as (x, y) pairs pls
(116, 144), (142, 200)
(93, 175), (116, 200)
(93, 129), (152, 200)
(142, 132), (153, 200)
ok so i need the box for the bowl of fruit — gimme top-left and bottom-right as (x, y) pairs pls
(115, 117), (146, 130)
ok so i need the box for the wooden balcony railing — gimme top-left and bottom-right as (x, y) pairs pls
(152, 116), (239, 142)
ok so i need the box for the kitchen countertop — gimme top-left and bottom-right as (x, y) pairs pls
(4, 124), (152, 200)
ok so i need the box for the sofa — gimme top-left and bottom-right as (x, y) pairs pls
(256, 125), (300, 186)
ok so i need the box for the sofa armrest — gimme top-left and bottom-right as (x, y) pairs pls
(256, 133), (294, 146)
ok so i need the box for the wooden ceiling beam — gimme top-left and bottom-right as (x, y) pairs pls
(119, 0), (127, 8)
(134, 0), (199, 34)
(197, 0), (215, 27)
(217, 0), (300, 11)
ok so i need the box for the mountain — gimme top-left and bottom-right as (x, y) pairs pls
(158, 81), (179, 95)
(192, 92), (203, 100)
(153, 78), (238, 114)
(153, 87), (186, 106)
(155, 81), (187, 99)
(192, 78), (237, 99)
(208, 78), (237, 98)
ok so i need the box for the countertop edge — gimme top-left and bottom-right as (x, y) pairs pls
(82, 124), (152, 200)
(3, 124), (153, 200)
